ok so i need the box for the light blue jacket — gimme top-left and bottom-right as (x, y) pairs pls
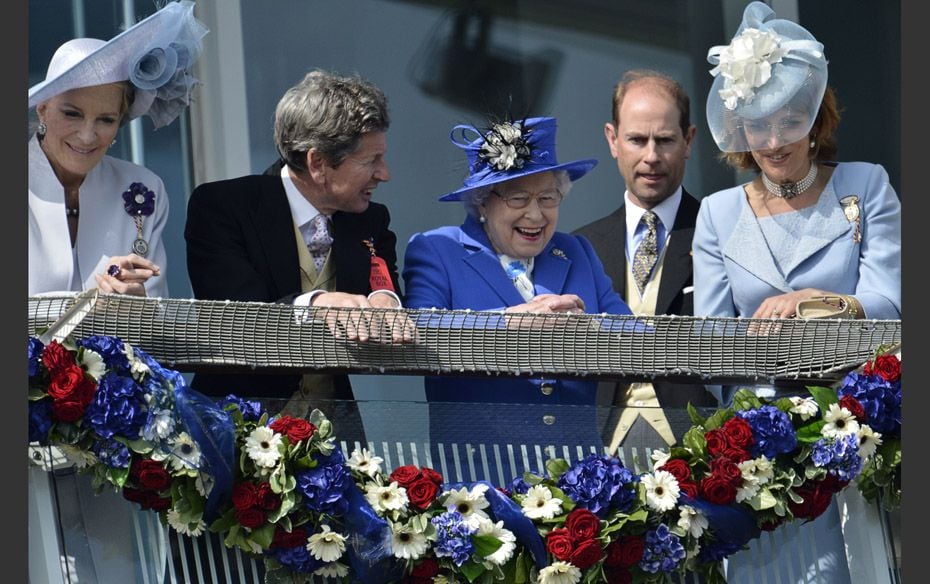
(693, 162), (901, 320)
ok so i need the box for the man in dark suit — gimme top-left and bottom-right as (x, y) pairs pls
(184, 69), (411, 447)
(574, 70), (716, 454)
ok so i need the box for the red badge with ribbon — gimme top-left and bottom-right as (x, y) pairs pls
(363, 238), (395, 292)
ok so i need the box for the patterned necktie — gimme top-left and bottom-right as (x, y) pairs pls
(632, 210), (659, 293)
(306, 214), (333, 273)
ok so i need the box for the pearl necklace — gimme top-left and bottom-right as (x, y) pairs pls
(761, 163), (818, 199)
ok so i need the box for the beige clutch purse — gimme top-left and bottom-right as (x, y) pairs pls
(795, 295), (859, 319)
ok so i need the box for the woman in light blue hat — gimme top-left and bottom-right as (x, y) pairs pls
(403, 116), (634, 486)
(693, 2), (901, 583)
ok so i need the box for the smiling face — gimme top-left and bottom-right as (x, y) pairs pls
(312, 131), (390, 215)
(36, 83), (126, 185)
(605, 82), (695, 209)
(749, 133), (812, 184)
(479, 171), (560, 261)
(745, 108), (814, 183)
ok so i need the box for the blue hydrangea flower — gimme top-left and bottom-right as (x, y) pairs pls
(557, 453), (638, 516)
(737, 405), (798, 459)
(837, 372), (901, 436)
(509, 476), (532, 495)
(431, 510), (477, 567)
(77, 335), (130, 371)
(28, 337), (44, 377)
(640, 524), (686, 573)
(29, 399), (53, 443)
(271, 545), (323, 573)
(133, 345), (185, 390)
(811, 434), (864, 481)
(297, 450), (351, 515)
(84, 372), (148, 440)
(93, 437), (132, 469)
(219, 394), (264, 421)
(698, 536), (746, 563)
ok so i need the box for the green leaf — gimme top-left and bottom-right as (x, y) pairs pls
(459, 559), (487, 582)
(731, 390), (763, 412)
(249, 522), (275, 549)
(472, 534), (503, 558)
(209, 507), (239, 533)
(702, 407), (735, 431)
(687, 402), (707, 426)
(795, 420), (826, 443)
(545, 458), (570, 479)
(807, 385), (839, 413)
(682, 426), (708, 454)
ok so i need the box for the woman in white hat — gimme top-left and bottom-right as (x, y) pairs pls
(403, 116), (634, 485)
(27, 2), (207, 581)
(693, 2), (900, 583)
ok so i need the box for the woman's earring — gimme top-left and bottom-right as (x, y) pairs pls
(36, 122), (47, 137)
(110, 138), (117, 148)
(809, 140), (815, 149)
(479, 215), (486, 224)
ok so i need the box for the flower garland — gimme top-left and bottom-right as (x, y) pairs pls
(27, 334), (901, 583)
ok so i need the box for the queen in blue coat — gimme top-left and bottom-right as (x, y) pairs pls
(403, 116), (633, 486)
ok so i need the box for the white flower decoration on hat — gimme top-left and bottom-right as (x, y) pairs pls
(711, 28), (787, 110)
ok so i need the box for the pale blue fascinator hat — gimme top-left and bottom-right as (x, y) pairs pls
(28, 0), (208, 129)
(705, 1), (828, 152)
(439, 116), (597, 201)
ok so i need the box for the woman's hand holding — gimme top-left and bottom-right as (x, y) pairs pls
(505, 293), (585, 315)
(95, 253), (161, 297)
(751, 288), (833, 320)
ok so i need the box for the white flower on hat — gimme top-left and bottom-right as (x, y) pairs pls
(713, 28), (787, 110)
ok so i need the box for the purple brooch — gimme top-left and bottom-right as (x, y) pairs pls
(122, 182), (155, 256)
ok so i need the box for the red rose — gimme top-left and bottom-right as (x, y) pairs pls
(722, 447), (751, 463)
(819, 474), (850, 494)
(565, 508), (601, 542)
(546, 528), (574, 562)
(722, 417), (755, 449)
(704, 428), (729, 457)
(122, 486), (148, 505)
(406, 477), (440, 510)
(51, 398), (85, 423)
(272, 526), (309, 549)
(838, 395), (867, 422)
(390, 465), (422, 487)
(700, 475), (737, 505)
(570, 539), (604, 570)
(42, 341), (75, 375)
(678, 480), (699, 499)
(605, 567), (633, 584)
(235, 508), (267, 529)
(604, 536), (644, 568)
(421, 467), (443, 485)
(148, 496), (172, 512)
(865, 354), (901, 382)
(410, 558), (439, 578)
(232, 481), (260, 510)
(132, 459), (171, 491)
(660, 459), (692, 483)
(256, 482), (282, 511)
(710, 457), (743, 487)
(788, 481), (833, 520)
(47, 365), (86, 400)
(269, 416), (317, 443)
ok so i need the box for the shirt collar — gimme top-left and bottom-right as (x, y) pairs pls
(281, 164), (324, 227)
(624, 186), (682, 234)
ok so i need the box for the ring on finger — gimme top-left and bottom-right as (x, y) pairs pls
(107, 264), (122, 278)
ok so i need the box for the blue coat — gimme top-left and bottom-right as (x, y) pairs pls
(693, 161), (901, 319)
(402, 215), (632, 483)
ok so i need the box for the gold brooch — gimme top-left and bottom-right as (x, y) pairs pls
(840, 195), (861, 243)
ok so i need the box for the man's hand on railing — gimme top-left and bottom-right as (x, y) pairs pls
(310, 292), (417, 343)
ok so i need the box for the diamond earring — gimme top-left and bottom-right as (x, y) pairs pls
(37, 122), (47, 137)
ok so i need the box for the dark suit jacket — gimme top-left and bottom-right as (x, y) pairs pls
(573, 190), (716, 438)
(184, 162), (401, 399)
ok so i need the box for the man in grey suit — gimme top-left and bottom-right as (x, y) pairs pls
(574, 70), (716, 455)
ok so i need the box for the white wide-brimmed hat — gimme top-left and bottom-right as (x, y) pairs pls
(705, 1), (828, 153)
(28, 0), (208, 129)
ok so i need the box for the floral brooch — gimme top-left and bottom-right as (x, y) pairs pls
(478, 120), (532, 172)
(122, 182), (155, 256)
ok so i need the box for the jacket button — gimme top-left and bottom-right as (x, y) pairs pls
(540, 383), (554, 395)
(542, 415), (556, 425)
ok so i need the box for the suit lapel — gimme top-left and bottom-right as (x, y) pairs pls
(332, 213), (370, 294)
(533, 242), (572, 296)
(655, 192), (697, 314)
(779, 183), (851, 277)
(460, 217), (527, 305)
(254, 177), (302, 298)
(723, 194), (792, 292)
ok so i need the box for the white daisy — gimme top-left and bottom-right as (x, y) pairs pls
(475, 517), (516, 565)
(676, 505), (708, 538)
(442, 483), (491, 528)
(307, 525), (347, 562)
(168, 432), (202, 471)
(78, 349), (105, 381)
(166, 509), (206, 537)
(365, 481), (409, 513)
(391, 523), (429, 560)
(651, 449), (671, 470)
(142, 408), (176, 442)
(739, 456), (774, 486)
(822, 403), (860, 438)
(857, 425), (883, 458)
(313, 561), (349, 579)
(123, 343), (151, 378)
(642, 470), (680, 512)
(789, 396), (819, 421)
(538, 560), (582, 584)
(245, 426), (283, 468)
(521, 485), (562, 520)
(56, 443), (98, 468)
(346, 448), (384, 478)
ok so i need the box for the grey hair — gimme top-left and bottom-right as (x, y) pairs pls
(273, 69), (390, 172)
(461, 170), (572, 219)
